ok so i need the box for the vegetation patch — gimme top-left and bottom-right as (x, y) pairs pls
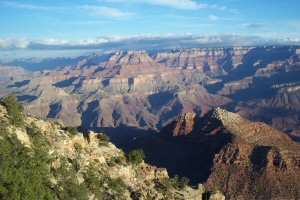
(0, 121), (56, 199)
(127, 149), (145, 165)
(156, 175), (190, 194)
(97, 133), (110, 145)
(1, 95), (24, 127)
(66, 126), (78, 136)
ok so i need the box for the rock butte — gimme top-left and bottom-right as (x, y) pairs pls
(157, 108), (300, 199)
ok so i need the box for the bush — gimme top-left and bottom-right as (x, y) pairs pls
(66, 127), (78, 135)
(107, 155), (127, 167)
(0, 122), (57, 199)
(1, 95), (24, 126)
(127, 149), (145, 165)
(84, 168), (104, 199)
(97, 133), (110, 145)
(130, 188), (143, 200)
(52, 158), (89, 200)
(107, 177), (127, 199)
(74, 143), (83, 152)
(169, 175), (190, 190)
(156, 175), (190, 194)
(178, 177), (189, 189)
(155, 178), (173, 194)
(115, 155), (127, 165)
(84, 168), (127, 200)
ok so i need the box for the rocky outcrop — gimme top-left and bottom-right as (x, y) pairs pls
(162, 112), (197, 136)
(159, 108), (300, 199)
(0, 104), (211, 199)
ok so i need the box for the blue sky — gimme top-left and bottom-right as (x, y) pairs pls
(0, 0), (300, 58)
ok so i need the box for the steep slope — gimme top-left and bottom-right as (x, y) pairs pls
(159, 108), (300, 199)
(122, 108), (300, 199)
(0, 98), (215, 200)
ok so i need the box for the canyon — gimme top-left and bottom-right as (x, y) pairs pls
(1, 46), (300, 199)
(1, 46), (299, 134)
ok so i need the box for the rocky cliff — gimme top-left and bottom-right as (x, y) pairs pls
(156, 108), (300, 199)
(2, 46), (300, 132)
(1, 99), (228, 200)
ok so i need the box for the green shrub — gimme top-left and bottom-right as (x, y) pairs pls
(52, 120), (63, 128)
(155, 178), (173, 194)
(74, 143), (83, 152)
(66, 127), (78, 135)
(84, 168), (127, 200)
(69, 158), (80, 172)
(97, 133), (110, 145)
(127, 149), (145, 165)
(178, 176), (189, 189)
(1, 95), (24, 126)
(115, 155), (127, 165)
(169, 175), (190, 190)
(156, 175), (190, 194)
(83, 168), (104, 199)
(107, 157), (117, 167)
(0, 122), (57, 200)
(52, 158), (89, 200)
(108, 155), (127, 167)
(130, 188), (143, 200)
(107, 177), (127, 199)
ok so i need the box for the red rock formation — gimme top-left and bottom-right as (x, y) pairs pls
(162, 112), (197, 136)
(161, 108), (300, 199)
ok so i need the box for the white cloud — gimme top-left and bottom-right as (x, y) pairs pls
(35, 39), (70, 46)
(242, 23), (268, 29)
(1, 1), (134, 19)
(1, 1), (56, 10)
(210, 4), (227, 11)
(81, 5), (135, 18)
(0, 38), (29, 49)
(100, 0), (207, 10)
(209, 15), (219, 21)
(0, 34), (299, 51)
(219, 6), (227, 11)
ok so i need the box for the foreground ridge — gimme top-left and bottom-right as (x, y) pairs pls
(0, 97), (227, 200)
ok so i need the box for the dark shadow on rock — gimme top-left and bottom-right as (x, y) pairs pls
(250, 146), (271, 173)
(287, 132), (300, 143)
(8, 80), (30, 88)
(46, 102), (62, 118)
(53, 77), (78, 88)
(227, 70), (300, 102)
(17, 95), (37, 103)
(80, 100), (100, 128)
(205, 47), (295, 94)
(148, 91), (175, 110)
(94, 122), (233, 185)
(89, 125), (155, 147)
(156, 99), (183, 130)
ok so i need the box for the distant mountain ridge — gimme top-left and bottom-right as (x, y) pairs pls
(0, 46), (299, 132)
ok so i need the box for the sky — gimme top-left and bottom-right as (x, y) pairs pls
(0, 0), (300, 58)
